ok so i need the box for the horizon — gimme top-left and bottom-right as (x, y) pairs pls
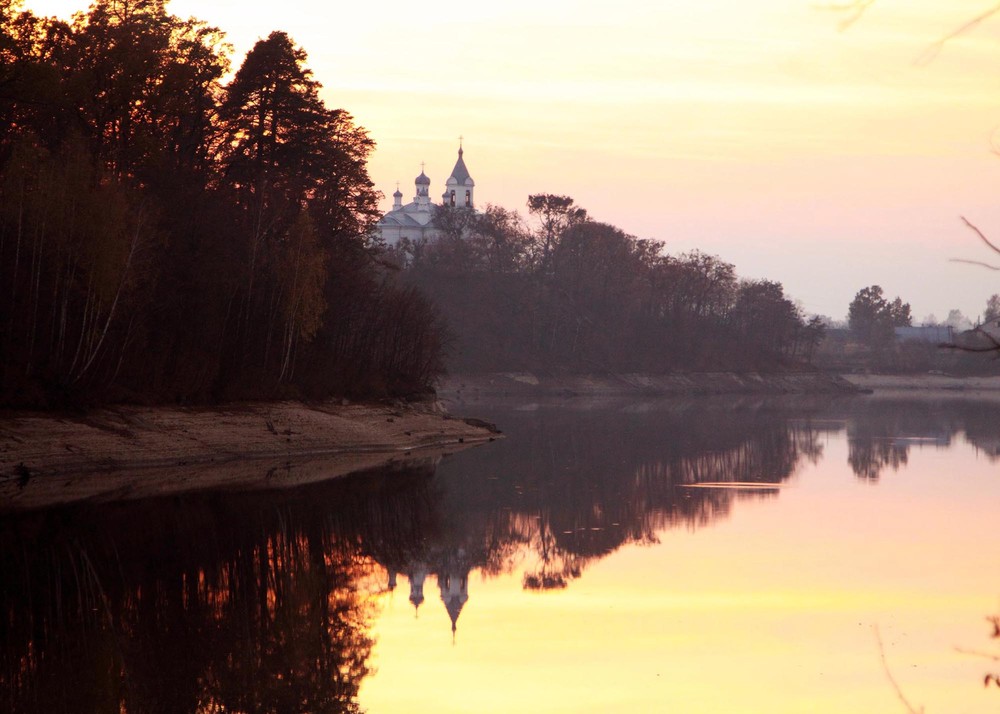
(20, 0), (1000, 323)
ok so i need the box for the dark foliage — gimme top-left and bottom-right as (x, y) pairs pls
(0, 1), (444, 407)
(392, 197), (821, 373)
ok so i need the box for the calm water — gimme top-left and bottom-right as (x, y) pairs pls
(2, 395), (999, 713)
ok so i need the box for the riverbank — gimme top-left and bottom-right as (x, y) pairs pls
(440, 372), (861, 404)
(840, 373), (1000, 392)
(0, 401), (498, 511)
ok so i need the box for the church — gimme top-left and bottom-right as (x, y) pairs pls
(375, 143), (476, 246)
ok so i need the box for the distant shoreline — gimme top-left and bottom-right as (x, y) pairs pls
(0, 401), (498, 512)
(839, 373), (1000, 392)
(439, 372), (861, 403)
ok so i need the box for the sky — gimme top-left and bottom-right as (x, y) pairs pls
(21, 0), (1000, 321)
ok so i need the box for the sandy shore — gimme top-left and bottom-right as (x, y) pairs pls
(0, 401), (498, 511)
(840, 374), (1000, 392)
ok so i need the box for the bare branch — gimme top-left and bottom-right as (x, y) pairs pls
(961, 216), (1000, 256)
(948, 258), (1000, 271)
(874, 625), (925, 714)
(955, 646), (1000, 662)
(814, 0), (876, 30)
(826, 1), (1000, 60)
(915, 3), (1000, 65)
(941, 325), (1000, 357)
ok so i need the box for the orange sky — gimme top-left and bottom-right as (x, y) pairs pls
(21, 0), (1000, 321)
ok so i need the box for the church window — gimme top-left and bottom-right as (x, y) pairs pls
(450, 190), (456, 206)
(465, 190), (471, 207)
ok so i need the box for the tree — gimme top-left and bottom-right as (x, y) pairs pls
(220, 31), (331, 228)
(216, 31), (383, 384)
(468, 204), (531, 274)
(848, 285), (911, 350)
(218, 31), (378, 248)
(275, 211), (326, 381)
(730, 279), (801, 361)
(801, 315), (828, 362)
(0, 7), (445, 406)
(984, 294), (1000, 323)
(526, 193), (588, 273)
(65, 0), (228, 182)
(944, 308), (972, 331)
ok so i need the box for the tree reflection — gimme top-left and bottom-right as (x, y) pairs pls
(848, 430), (910, 481)
(841, 398), (1000, 479)
(0, 463), (438, 714)
(434, 399), (832, 592)
(5, 396), (998, 708)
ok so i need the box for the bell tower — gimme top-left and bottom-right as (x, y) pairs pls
(444, 140), (474, 209)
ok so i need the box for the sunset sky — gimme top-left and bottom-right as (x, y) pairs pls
(22, 0), (1000, 321)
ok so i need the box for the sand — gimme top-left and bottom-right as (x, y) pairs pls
(840, 374), (1000, 392)
(0, 400), (498, 511)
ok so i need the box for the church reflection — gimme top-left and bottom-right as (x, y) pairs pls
(377, 553), (474, 635)
(3, 396), (998, 711)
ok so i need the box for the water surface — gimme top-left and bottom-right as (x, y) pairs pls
(2, 396), (998, 712)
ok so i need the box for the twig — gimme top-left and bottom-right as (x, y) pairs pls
(948, 258), (1000, 271)
(874, 625), (924, 714)
(950, 217), (1000, 271)
(814, 0), (877, 30)
(961, 216), (1000, 256)
(954, 646), (1000, 662)
(915, 4), (1000, 65)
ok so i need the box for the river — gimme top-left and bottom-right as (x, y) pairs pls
(2, 394), (998, 713)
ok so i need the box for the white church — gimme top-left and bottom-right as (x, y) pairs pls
(376, 143), (476, 246)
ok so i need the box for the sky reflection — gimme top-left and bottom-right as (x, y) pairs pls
(361, 398), (1000, 714)
(2, 398), (998, 713)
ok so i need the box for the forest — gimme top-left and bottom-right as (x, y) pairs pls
(390, 199), (825, 373)
(0, 0), (445, 407)
(1, 0), (824, 409)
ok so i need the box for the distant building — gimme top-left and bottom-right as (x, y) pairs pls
(894, 325), (954, 345)
(980, 317), (1000, 343)
(375, 144), (476, 246)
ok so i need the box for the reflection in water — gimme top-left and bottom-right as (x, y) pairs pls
(2, 396), (999, 711)
(841, 398), (1000, 480)
(430, 399), (828, 592)
(0, 463), (440, 714)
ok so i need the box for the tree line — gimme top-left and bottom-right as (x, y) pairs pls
(1, 0), (831, 409)
(0, 0), (446, 407)
(821, 285), (1000, 373)
(390, 197), (825, 373)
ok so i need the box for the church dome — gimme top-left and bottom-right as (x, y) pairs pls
(415, 171), (430, 186)
(393, 188), (403, 198)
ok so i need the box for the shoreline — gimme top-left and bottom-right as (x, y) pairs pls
(6, 370), (998, 511)
(439, 371), (861, 403)
(839, 373), (1000, 392)
(0, 400), (498, 512)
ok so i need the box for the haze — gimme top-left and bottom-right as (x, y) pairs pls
(23, 0), (1000, 321)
